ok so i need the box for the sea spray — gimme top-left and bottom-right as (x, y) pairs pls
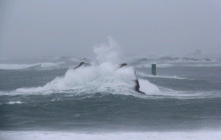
(12, 37), (159, 95)
(41, 62), (137, 93)
(1, 49), (221, 134)
(93, 37), (121, 65)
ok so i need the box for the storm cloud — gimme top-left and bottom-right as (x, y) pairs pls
(0, 0), (220, 58)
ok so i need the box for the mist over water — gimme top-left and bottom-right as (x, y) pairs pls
(1, 0), (221, 139)
(1, 1), (221, 59)
(0, 39), (221, 140)
(4, 37), (145, 95)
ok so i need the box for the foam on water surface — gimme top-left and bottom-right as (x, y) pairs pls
(7, 101), (23, 105)
(137, 72), (187, 80)
(2, 38), (159, 96)
(1, 38), (220, 100)
(1, 131), (221, 140)
(0, 62), (60, 70)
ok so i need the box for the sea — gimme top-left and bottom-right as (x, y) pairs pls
(0, 47), (221, 139)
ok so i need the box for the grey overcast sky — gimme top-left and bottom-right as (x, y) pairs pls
(0, 0), (220, 58)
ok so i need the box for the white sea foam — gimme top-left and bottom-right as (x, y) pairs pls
(39, 62), (59, 68)
(3, 38), (220, 99)
(7, 101), (23, 104)
(0, 64), (37, 70)
(2, 38), (159, 96)
(14, 62), (141, 95)
(137, 72), (187, 80)
(1, 131), (220, 140)
(139, 79), (159, 94)
(0, 62), (60, 70)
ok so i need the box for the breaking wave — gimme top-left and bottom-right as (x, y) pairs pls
(137, 72), (187, 80)
(3, 37), (159, 96)
(1, 131), (221, 140)
(14, 63), (139, 94)
(0, 62), (62, 70)
(7, 101), (23, 105)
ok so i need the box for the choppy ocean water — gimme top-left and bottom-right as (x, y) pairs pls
(0, 57), (221, 139)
